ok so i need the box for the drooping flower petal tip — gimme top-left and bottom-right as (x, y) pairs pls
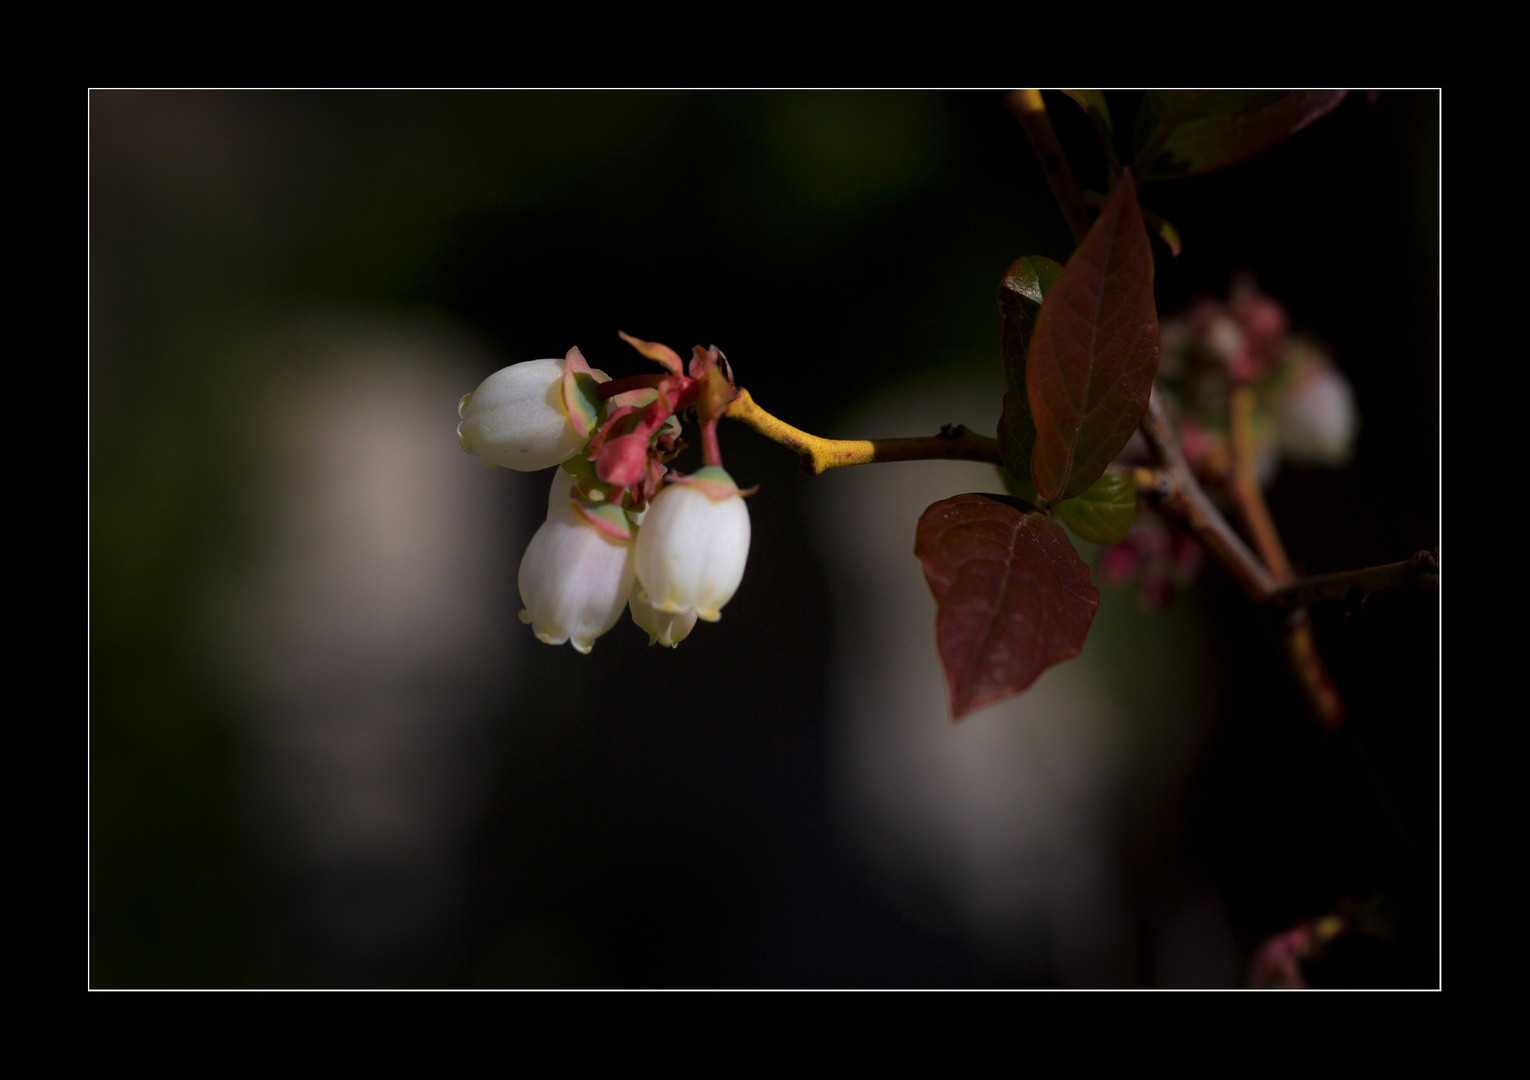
(458, 358), (594, 471)
(629, 583), (698, 648)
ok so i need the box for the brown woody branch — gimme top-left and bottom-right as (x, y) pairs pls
(1138, 393), (1280, 602)
(1224, 384), (1345, 729)
(1269, 550), (1440, 617)
(1006, 89), (1094, 246)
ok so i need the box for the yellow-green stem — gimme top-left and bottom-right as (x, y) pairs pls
(724, 389), (1002, 475)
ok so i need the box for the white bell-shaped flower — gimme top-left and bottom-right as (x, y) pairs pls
(1272, 351), (1359, 468)
(628, 582), (698, 647)
(518, 500), (635, 653)
(634, 466), (750, 623)
(458, 356), (601, 471)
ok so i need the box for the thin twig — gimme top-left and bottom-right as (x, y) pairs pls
(1226, 384), (1344, 730)
(1269, 551), (1440, 616)
(1284, 616), (1345, 730)
(1229, 385), (1294, 579)
(1005, 89), (1093, 245)
(1138, 393), (1279, 602)
(724, 388), (1003, 475)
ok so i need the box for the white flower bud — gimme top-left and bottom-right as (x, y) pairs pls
(1204, 312), (1245, 367)
(628, 582), (698, 647)
(1273, 357), (1359, 468)
(546, 465), (575, 518)
(517, 501), (635, 653)
(458, 358), (591, 471)
(634, 466), (750, 623)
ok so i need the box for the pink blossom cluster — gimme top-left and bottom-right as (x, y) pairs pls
(1159, 273), (1360, 477)
(1104, 276), (1359, 606)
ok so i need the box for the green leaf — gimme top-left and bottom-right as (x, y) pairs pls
(1026, 171), (1159, 503)
(1061, 90), (1113, 134)
(1132, 90), (1348, 182)
(1131, 92), (1283, 155)
(1141, 205), (1182, 257)
(1061, 90), (1119, 171)
(997, 256), (1063, 497)
(1000, 255), (1064, 393)
(1054, 471), (1136, 545)
(915, 494), (1100, 719)
(997, 392), (1041, 506)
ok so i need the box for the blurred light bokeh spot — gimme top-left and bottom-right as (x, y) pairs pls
(212, 316), (519, 983)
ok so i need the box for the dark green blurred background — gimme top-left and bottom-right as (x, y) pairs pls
(90, 91), (1439, 987)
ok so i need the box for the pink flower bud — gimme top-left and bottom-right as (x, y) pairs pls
(596, 433), (652, 487)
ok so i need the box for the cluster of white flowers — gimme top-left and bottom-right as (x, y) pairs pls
(1157, 276), (1361, 479)
(459, 353), (750, 652)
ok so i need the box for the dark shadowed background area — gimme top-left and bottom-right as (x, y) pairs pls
(90, 90), (1439, 988)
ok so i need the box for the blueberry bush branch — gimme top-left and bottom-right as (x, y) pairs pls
(1228, 384), (1297, 582)
(1268, 550), (1439, 618)
(1227, 381), (1345, 728)
(1004, 89), (1094, 245)
(1137, 390), (1279, 603)
(459, 89), (1434, 733)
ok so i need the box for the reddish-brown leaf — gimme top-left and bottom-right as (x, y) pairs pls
(1026, 171), (1158, 504)
(915, 494), (1099, 720)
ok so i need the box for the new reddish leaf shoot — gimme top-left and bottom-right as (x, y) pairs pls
(1026, 171), (1159, 504)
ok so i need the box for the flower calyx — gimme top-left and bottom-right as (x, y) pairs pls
(571, 497), (637, 542)
(560, 346), (610, 439)
(663, 464), (756, 501)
